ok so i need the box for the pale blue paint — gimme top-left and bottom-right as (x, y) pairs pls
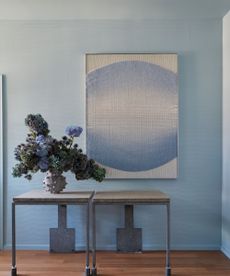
(0, 75), (3, 249)
(0, 18), (223, 250)
(222, 11), (230, 258)
(0, 0), (230, 20)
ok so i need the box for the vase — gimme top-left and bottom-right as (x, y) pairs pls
(43, 171), (67, 194)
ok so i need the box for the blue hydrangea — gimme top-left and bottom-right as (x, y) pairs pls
(65, 126), (83, 137)
(38, 157), (49, 170)
(36, 147), (48, 157)
(36, 135), (46, 144)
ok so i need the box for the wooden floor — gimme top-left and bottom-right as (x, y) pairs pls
(1, 250), (230, 276)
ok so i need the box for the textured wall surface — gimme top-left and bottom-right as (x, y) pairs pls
(0, 18), (223, 250)
(222, 11), (230, 258)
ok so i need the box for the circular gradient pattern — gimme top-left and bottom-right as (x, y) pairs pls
(86, 60), (177, 172)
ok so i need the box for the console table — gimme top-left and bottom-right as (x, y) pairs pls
(91, 190), (171, 276)
(11, 190), (93, 276)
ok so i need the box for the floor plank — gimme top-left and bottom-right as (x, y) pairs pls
(0, 250), (230, 276)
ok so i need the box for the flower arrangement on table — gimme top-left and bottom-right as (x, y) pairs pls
(12, 114), (106, 193)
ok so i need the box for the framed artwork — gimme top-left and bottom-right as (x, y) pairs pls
(86, 54), (178, 179)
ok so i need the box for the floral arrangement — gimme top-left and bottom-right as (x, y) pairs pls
(12, 114), (106, 182)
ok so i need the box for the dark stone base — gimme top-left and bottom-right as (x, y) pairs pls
(49, 204), (75, 253)
(116, 205), (142, 252)
(49, 228), (75, 252)
(117, 228), (142, 252)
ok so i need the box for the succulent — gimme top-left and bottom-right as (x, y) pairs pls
(12, 114), (106, 183)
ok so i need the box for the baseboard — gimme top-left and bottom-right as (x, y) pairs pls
(162, 244), (220, 251)
(4, 244), (50, 250)
(4, 244), (87, 251)
(4, 243), (221, 251)
(221, 246), (230, 259)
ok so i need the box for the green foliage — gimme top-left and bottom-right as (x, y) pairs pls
(92, 166), (107, 182)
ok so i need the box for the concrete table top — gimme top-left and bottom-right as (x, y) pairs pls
(13, 189), (94, 204)
(93, 190), (170, 204)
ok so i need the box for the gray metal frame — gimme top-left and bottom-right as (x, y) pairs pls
(11, 195), (92, 276)
(91, 201), (171, 276)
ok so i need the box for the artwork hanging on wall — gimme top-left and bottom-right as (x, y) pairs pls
(86, 54), (178, 179)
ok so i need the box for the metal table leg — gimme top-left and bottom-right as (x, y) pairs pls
(11, 202), (17, 276)
(91, 202), (97, 276)
(166, 202), (171, 276)
(85, 201), (90, 276)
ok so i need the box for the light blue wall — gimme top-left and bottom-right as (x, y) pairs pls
(0, 74), (3, 249)
(0, 0), (230, 20)
(0, 18), (222, 250)
(222, 11), (230, 257)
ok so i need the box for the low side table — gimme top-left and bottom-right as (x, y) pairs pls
(11, 190), (94, 276)
(91, 190), (171, 276)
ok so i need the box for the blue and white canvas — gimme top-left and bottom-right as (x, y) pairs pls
(86, 54), (178, 178)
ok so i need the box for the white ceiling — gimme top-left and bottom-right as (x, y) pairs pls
(0, 0), (229, 20)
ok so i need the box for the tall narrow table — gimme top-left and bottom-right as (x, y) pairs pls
(91, 190), (171, 276)
(11, 190), (93, 276)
